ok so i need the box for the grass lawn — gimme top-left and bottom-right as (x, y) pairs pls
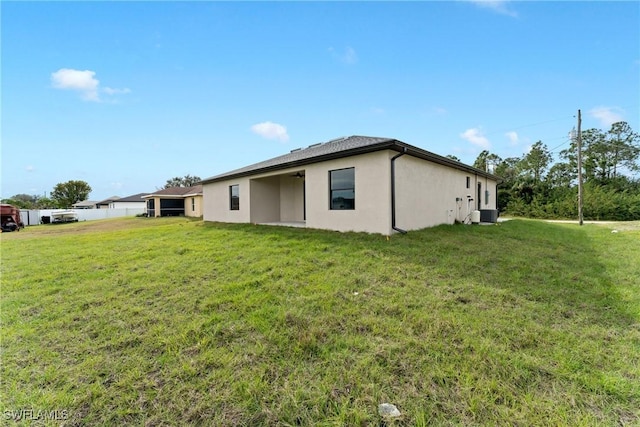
(1, 217), (639, 426)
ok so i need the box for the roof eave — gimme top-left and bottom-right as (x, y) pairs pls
(201, 139), (399, 184)
(201, 138), (502, 184)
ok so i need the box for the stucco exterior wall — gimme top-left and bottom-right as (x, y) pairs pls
(185, 195), (203, 217)
(203, 179), (252, 223)
(394, 155), (498, 230)
(250, 177), (280, 223)
(279, 175), (305, 222)
(304, 151), (392, 234)
(202, 149), (498, 234)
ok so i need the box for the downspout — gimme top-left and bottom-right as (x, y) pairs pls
(391, 148), (408, 234)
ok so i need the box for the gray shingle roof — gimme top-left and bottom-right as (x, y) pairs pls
(96, 196), (120, 205)
(143, 185), (203, 198)
(202, 136), (394, 183)
(201, 135), (500, 184)
(115, 193), (147, 203)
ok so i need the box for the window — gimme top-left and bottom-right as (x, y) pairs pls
(191, 197), (195, 212)
(466, 176), (470, 189)
(229, 185), (239, 210)
(329, 167), (355, 210)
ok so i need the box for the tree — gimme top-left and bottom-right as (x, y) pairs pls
(609, 121), (640, 177)
(473, 150), (502, 173)
(561, 121), (640, 184)
(1, 194), (38, 209)
(520, 141), (551, 183)
(494, 157), (522, 211)
(445, 154), (461, 162)
(546, 162), (574, 189)
(164, 175), (201, 188)
(51, 180), (92, 208)
(498, 122), (640, 221)
(1, 194), (57, 209)
(494, 157), (522, 183)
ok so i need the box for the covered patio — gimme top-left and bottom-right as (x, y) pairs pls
(248, 170), (306, 225)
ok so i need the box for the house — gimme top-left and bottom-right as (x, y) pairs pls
(201, 135), (500, 235)
(95, 196), (120, 209)
(73, 200), (99, 209)
(108, 193), (146, 209)
(142, 185), (203, 217)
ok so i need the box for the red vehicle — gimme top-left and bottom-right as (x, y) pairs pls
(1, 204), (25, 232)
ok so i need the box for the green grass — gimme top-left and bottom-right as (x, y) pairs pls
(1, 217), (639, 426)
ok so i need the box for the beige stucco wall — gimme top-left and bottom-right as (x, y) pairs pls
(202, 149), (498, 234)
(394, 154), (498, 230)
(304, 151), (392, 234)
(149, 196), (161, 217)
(202, 152), (391, 233)
(249, 177), (280, 223)
(185, 195), (203, 217)
(279, 175), (305, 222)
(203, 179), (251, 223)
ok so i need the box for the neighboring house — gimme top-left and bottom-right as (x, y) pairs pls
(108, 193), (147, 209)
(73, 200), (98, 209)
(201, 135), (500, 235)
(95, 196), (120, 209)
(142, 185), (203, 217)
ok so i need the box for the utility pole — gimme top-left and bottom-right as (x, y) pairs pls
(577, 109), (583, 226)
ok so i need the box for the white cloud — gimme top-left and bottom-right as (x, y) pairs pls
(467, 0), (518, 17)
(589, 106), (624, 127)
(505, 131), (519, 145)
(460, 127), (491, 149)
(51, 68), (131, 102)
(251, 121), (290, 143)
(51, 68), (100, 101)
(329, 46), (358, 65)
(26, 165), (35, 172)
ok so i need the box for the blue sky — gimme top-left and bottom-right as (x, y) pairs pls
(2, 1), (638, 201)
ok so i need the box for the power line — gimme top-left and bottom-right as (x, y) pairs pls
(482, 115), (575, 138)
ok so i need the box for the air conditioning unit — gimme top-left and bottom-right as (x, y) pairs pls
(480, 209), (499, 223)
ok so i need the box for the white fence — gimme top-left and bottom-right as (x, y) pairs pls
(21, 208), (146, 226)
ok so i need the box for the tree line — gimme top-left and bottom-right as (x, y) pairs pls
(469, 121), (640, 221)
(1, 180), (92, 209)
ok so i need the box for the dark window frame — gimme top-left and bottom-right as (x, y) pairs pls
(329, 167), (355, 210)
(229, 185), (239, 210)
(466, 176), (470, 189)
